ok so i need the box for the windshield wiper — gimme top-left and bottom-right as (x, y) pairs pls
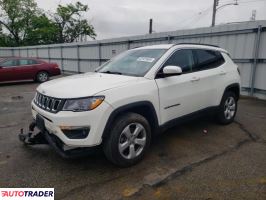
(100, 71), (122, 75)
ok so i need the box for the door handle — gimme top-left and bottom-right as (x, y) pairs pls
(190, 77), (200, 82)
(219, 70), (227, 75)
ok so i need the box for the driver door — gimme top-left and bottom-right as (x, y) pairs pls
(155, 49), (203, 125)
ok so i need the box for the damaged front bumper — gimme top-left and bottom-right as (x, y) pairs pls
(18, 119), (99, 158)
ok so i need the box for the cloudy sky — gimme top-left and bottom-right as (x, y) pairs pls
(36, 0), (266, 40)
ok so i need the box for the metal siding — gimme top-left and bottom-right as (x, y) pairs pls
(259, 32), (266, 58)
(28, 49), (37, 57)
(20, 49), (28, 57)
(50, 48), (61, 58)
(14, 49), (20, 56)
(0, 49), (12, 57)
(79, 46), (99, 59)
(80, 60), (99, 72)
(38, 48), (49, 58)
(63, 60), (78, 71)
(254, 63), (266, 90)
(238, 63), (252, 88)
(63, 47), (77, 59)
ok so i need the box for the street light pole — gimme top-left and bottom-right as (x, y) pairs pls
(212, 0), (238, 27)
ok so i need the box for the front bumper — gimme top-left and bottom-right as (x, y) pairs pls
(31, 100), (113, 147)
(19, 121), (99, 158)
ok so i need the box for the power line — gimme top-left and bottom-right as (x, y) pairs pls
(176, 6), (213, 28)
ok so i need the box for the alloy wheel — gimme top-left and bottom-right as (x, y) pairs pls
(118, 123), (146, 159)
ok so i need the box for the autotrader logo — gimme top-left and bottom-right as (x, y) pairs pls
(0, 188), (54, 200)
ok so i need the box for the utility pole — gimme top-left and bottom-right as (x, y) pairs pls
(212, 0), (218, 27)
(212, 0), (238, 27)
(149, 18), (153, 34)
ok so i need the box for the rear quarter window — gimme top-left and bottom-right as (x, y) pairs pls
(193, 49), (225, 72)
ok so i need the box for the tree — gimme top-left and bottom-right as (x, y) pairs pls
(53, 1), (96, 43)
(0, 0), (96, 46)
(24, 14), (59, 45)
(0, 0), (38, 46)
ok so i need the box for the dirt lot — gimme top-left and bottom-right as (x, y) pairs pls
(0, 79), (266, 200)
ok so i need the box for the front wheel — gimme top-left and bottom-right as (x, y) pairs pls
(103, 113), (151, 167)
(216, 91), (237, 125)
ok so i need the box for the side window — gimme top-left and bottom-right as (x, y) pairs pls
(19, 59), (29, 65)
(1, 59), (17, 67)
(193, 49), (225, 71)
(28, 59), (38, 65)
(163, 49), (194, 73)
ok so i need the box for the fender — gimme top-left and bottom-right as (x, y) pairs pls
(222, 83), (240, 102)
(102, 101), (159, 139)
(219, 83), (240, 105)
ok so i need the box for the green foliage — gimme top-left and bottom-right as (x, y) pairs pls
(54, 1), (96, 43)
(0, 0), (38, 46)
(0, 0), (96, 46)
(24, 15), (59, 45)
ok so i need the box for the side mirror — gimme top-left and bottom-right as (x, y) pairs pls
(163, 65), (182, 76)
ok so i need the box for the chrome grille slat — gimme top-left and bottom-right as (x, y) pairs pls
(34, 92), (63, 113)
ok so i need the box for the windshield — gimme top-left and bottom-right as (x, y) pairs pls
(98, 49), (166, 77)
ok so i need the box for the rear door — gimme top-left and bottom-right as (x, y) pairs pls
(191, 49), (226, 107)
(0, 59), (18, 82)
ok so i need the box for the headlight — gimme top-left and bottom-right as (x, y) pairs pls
(62, 96), (105, 112)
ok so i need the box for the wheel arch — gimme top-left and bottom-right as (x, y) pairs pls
(222, 83), (240, 102)
(102, 101), (159, 140)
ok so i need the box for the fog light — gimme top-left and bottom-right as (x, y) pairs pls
(60, 126), (90, 139)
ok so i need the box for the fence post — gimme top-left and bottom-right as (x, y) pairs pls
(36, 48), (38, 58)
(127, 40), (130, 50)
(77, 45), (81, 73)
(27, 48), (29, 57)
(48, 46), (51, 62)
(98, 42), (102, 66)
(167, 35), (172, 44)
(60, 46), (64, 73)
(250, 25), (262, 96)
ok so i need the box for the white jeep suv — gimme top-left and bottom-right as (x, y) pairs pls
(22, 44), (241, 167)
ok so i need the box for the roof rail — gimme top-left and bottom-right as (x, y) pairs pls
(176, 43), (220, 48)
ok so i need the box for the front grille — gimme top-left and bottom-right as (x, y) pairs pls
(34, 92), (65, 113)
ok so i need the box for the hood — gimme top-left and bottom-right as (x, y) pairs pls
(37, 72), (141, 98)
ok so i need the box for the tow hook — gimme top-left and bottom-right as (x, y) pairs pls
(18, 122), (47, 145)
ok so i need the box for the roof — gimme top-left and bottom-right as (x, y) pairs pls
(136, 44), (175, 50)
(135, 43), (228, 54)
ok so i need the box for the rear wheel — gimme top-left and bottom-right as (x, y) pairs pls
(36, 71), (49, 83)
(103, 113), (151, 167)
(216, 91), (237, 124)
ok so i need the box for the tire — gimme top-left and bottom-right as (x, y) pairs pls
(216, 91), (237, 125)
(36, 71), (49, 83)
(103, 112), (151, 167)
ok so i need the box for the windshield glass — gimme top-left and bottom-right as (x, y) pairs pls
(98, 49), (166, 77)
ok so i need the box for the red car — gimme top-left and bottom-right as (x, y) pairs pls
(0, 57), (61, 83)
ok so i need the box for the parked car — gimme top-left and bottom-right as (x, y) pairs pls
(19, 44), (240, 167)
(0, 57), (61, 83)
